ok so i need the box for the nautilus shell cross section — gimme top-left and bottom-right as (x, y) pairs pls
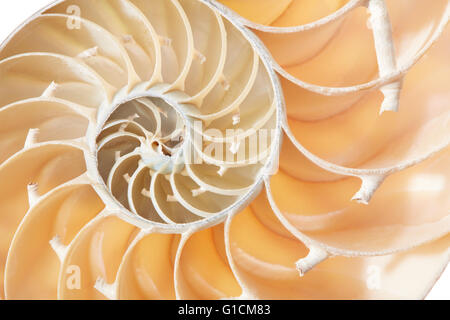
(0, 0), (448, 300)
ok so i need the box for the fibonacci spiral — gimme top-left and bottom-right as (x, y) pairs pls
(0, 0), (448, 300)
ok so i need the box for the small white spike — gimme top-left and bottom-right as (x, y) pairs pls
(219, 75), (230, 91)
(123, 173), (131, 183)
(24, 128), (39, 149)
(129, 113), (140, 121)
(141, 188), (151, 198)
(230, 141), (240, 154)
(27, 183), (40, 206)
(77, 46), (99, 59)
(164, 175), (171, 182)
(118, 124), (128, 133)
(194, 49), (206, 65)
(94, 277), (116, 300)
(352, 175), (386, 205)
(167, 195), (178, 202)
(296, 245), (329, 276)
(380, 80), (402, 114)
(181, 169), (189, 177)
(42, 81), (58, 97)
(115, 151), (121, 161)
(367, 0), (401, 114)
(217, 166), (227, 176)
(232, 113), (241, 126)
(192, 187), (206, 197)
(119, 114), (140, 132)
(49, 235), (68, 262)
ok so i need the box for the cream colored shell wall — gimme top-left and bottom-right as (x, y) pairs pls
(0, 0), (448, 300)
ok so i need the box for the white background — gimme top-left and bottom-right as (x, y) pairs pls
(0, 0), (447, 300)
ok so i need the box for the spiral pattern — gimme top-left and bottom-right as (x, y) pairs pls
(0, 0), (448, 300)
(0, 0), (280, 229)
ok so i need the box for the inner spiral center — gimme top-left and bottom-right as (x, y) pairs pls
(100, 94), (187, 173)
(95, 95), (195, 224)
